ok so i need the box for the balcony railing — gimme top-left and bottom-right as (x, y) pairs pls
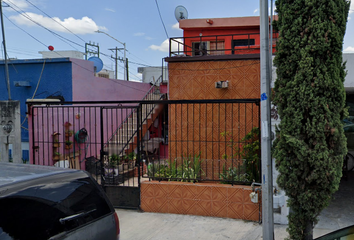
(169, 32), (278, 57)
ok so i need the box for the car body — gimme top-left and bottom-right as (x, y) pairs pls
(0, 162), (120, 240)
(314, 225), (354, 240)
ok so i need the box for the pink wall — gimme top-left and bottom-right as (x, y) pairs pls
(71, 59), (151, 101)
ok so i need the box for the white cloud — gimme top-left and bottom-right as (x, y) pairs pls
(348, 1), (353, 20)
(149, 38), (183, 53)
(105, 8), (115, 13)
(9, 12), (106, 35)
(344, 46), (354, 53)
(4, 0), (31, 11)
(254, 9), (259, 14)
(145, 36), (153, 40)
(134, 32), (145, 37)
(172, 22), (180, 30)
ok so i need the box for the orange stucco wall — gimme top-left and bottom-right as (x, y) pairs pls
(167, 59), (260, 178)
(168, 60), (260, 100)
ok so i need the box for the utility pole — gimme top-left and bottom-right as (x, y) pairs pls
(85, 42), (100, 60)
(125, 58), (129, 81)
(96, 30), (127, 81)
(260, 0), (274, 239)
(109, 47), (119, 79)
(0, 0), (11, 100)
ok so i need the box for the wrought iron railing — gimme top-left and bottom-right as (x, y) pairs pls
(169, 32), (278, 57)
(27, 98), (260, 186)
(141, 99), (261, 186)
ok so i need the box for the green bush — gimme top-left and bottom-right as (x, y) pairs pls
(147, 153), (204, 182)
(219, 165), (250, 184)
(221, 127), (260, 182)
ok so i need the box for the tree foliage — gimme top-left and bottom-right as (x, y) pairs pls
(272, 0), (350, 239)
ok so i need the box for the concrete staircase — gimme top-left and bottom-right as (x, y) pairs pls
(105, 92), (164, 157)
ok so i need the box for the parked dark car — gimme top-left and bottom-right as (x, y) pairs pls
(0, 162), (120, 240)
(314, 224), (354, 240)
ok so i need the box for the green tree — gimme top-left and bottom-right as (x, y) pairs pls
(272, 0), (350, 239)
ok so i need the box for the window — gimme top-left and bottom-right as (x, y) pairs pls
(192, 41), (209, 56)
(232, 39), (255, 47)
(209, 41), (225, 55)
(192, 41), (225, 56)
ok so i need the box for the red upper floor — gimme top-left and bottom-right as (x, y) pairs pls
(170, 16), (278, 57)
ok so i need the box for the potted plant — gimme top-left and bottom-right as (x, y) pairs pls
(53, 138), (60, 148)
(52, 132), (61, 147)
(53, 151), (61, 161)
(65, 130), (74, 137)
(109, 154), (122, 175)
(65, 140), (73, 149)
(127, 152), (136, 169)
(64, 122), (72, 128)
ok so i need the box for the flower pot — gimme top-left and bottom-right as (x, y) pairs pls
(53, 143), (60, 147)
(129, 160), (136, 169)
(65, 144), (73, 149)
(118, 164), (124, 173)
(53, 155), (61, 161)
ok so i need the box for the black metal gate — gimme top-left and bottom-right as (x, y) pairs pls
(28, 101), (151, 209)
(100, 104), (142, 209)
(28, 97), (165, 209)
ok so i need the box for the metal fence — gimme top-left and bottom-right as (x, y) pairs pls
(28, 98), (260, 187)
(142, 99), (261, 185)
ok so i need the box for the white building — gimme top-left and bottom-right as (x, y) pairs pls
(137, 66), (168, 84)
(39, 50), (85, 59)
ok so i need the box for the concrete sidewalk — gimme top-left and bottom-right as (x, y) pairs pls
(117, 209), (346, 240)
(116, 209), (282, 240)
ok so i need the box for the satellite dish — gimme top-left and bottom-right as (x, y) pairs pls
(175, 5), (188, 22)
(88, 56), (103, 73)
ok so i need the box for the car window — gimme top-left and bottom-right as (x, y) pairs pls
(0, 174), (112, 240)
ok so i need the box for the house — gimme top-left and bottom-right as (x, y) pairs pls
(0, 57), (152, 164)
(165, 16), (274, 173)
(138, 66), (168, 84)
(161, 15), (354, 224)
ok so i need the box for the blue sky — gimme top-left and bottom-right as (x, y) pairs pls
(1, 0), (354, 81)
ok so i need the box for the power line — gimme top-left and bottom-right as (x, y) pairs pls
(25, 0), (87, 43)
(3, 1), (144, 82)
(154, 0), (169, 39)
(127, 49), (153, 66)
(5, 0), (83, 50)
(3, 13), (48, 48)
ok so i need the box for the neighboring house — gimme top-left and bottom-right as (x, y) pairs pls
(165, 16), (274, 174)
(138, 66), (168, 84)
(165, 16), (354, 224)
(0, 57), (151, 161)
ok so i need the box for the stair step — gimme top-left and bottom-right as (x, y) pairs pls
(104, 97), (164, 157)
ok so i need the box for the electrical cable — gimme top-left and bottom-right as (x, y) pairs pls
(25, 0), (87, 43)
(21, 60), (46, 128)
(5, 0), (83, 50)
(3, 13), (47, 48)
(154, 0), (169, 39)
(5, 0), (158, 82)
(127, 49), (153, 66)
(5, 0), (150, 81)
(4, 10), (147, 89)
(5, 12), (96, 76)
